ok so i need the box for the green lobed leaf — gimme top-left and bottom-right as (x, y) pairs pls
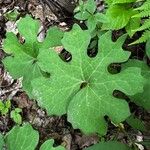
(5, 123), (39, 150)
(84, 141), (132, 150)
(2, 15), (63, 97)
(40, 139), (65, 150)
(122, 59), (150, 110)
(32, 24), (144, 135)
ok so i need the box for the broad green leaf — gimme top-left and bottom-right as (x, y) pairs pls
(0, 134), (4, 150)
(40, 139), (65, 150)
(84, 141), (132, 150)
(5, 123), (39, 150)
(2, 15), (63, 97)
(126, 114), (146, 132)
(122, 59), (150, 110)
(103, 5), (134, 30)
(32, 24), (144, 135)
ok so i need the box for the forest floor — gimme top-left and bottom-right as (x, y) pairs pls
(0, 0), (150, 150)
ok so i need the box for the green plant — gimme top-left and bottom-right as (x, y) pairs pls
(75, 0), (150, 43)
(2, 15), (146, 136)
(32, 24), (145, 135)
(0, 99), (23, 124)
(10, 108), (22, 125)
(74, 0), (108, 33)
(103, 0), (140, 37)
(0, 100), (11, 115)
(2, 15), (64, 97)
(1, 1), (150, 149)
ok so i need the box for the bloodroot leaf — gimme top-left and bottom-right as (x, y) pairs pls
(2, 15), (63, 97)
(32, 24), (145, 135)
(5, 123), (39, 150)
